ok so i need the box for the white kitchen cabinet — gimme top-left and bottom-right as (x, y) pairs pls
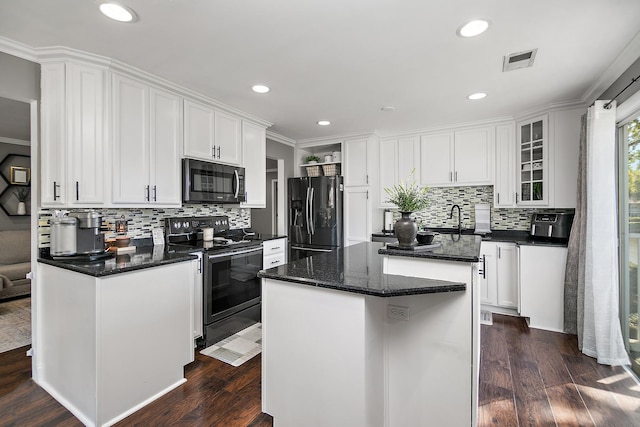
(241, 121), (267, 208)
(263, 237), (288, 269)
(494, 123), (517, 207)
(420, 127), (493, 187)
(112, 73), (182, 206)
(344, 187), (370, 246)
(192, 251), (203, 339)
(379, 136), (420, 208)
(479, 241), (518, 311)
(550, 108), (582, 208)
(519, 244), (567, 332)
(41, 61), (107, 207)
(183, 100), (242, 166)
(344, 137), (369, 186)
(516, 115), (549, 206)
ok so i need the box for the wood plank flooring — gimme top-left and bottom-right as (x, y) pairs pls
(1, 314), (638, 426)
(479, 314), (640, 426)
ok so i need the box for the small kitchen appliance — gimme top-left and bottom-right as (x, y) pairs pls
(70, 211), (105, 255)
(50, 216), (77, 256)
(530, 212), (574, 240)
(182, 158), (246, 204)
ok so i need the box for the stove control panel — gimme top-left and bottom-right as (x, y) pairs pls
(165, 216), (230, 237)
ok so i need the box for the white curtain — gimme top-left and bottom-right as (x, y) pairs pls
(582, 100), (629, 365)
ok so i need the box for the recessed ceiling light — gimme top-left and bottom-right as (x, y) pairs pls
(468, 92), (487, 100)
(252, 85), (270, 93)
(317, 120), (331, 126)
(99, 2), (137, 22)
(457, 19), (490, 37)
(381, 106), (396, 112)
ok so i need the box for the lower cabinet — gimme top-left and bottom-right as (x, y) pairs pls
(263, 238), (287, 269)
(479, 242), (518, 311)
(192, 252), (204, 340)
(519, 244), (568, 332)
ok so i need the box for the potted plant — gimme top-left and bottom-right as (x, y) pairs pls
(13, 187), (30, 215)
(305, 155), (321, 164)
(384, 170), (430, 247)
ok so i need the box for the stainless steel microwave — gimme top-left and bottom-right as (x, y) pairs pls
(182, 158), (246, 204)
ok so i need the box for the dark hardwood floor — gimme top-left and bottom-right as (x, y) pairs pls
(1, 314), (639, 426)
(479, 314), (640, 426)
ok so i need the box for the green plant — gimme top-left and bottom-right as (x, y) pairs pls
(384, 169), (430, 212)
(305, 155), (321, 163)
(13, 187), (30, 202)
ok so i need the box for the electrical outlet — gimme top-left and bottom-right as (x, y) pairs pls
(387, 304), (409, 321)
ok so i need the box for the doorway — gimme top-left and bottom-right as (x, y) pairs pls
(620, 114), (640, 376)
(250, 157), (286, 236)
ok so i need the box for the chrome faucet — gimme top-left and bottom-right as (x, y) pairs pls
(449, 204), (462, 233)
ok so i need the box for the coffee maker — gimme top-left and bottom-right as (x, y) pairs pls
(70, 211), (105, 255)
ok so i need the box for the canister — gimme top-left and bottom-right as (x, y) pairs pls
(203, 228), (214, 241)
(50, 216), (78, 256)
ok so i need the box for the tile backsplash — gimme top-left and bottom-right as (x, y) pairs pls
(38, 204), (251, 247)
(396, 186), (572, 231)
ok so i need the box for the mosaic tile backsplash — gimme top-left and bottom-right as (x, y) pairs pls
(393, 186), (573, 231)
(38, 204), (251, 247)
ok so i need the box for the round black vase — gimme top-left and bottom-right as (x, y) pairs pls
(394, 211), (417, 247)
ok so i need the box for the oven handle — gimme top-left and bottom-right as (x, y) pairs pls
(207, 246), (263, 259)
(234, 170), (240, 199)
(291, 246), (333, 252)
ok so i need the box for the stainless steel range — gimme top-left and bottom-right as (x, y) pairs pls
(165, 216), (263, 347)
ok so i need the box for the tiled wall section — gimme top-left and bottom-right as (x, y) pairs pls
(38, 204), (251, 247)
(396, 186), (573, 231)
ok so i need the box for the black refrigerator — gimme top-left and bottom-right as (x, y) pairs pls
(288, 176), (343, 261)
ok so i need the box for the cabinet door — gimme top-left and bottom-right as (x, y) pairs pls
(479, 242), (497, 305)
(112, 74), (150, 204)
(495, 123), (516, 207)
(241, 121), (267, 208)
(150, 88), (182, 205)
(41, 62), (67, 206)
(344, 138), (369, 186)
(496, 243), (518, 308)
(344, 187), (370, 246)
(214, 111), (242, 165)
(397, 136), (420, 182)
(517, 115), (549, 206)
(184, 99), (214, 161)
(420, 133), (453, 186)
(192, 252), (203, 339)
(67, 63), (105, 204)
(379, 138), (398, 207)
(453, 127), (493, 185)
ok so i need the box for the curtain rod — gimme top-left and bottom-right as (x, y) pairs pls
(603, 74), (640, 109)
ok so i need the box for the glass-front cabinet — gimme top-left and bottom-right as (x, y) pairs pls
(517, 115), (548, 206)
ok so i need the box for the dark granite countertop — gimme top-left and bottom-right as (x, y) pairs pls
(372, 228), (568, 248)
(258, 242), (466, 297)
(378, 233), (482, 262)
(38, 246), (197, 277)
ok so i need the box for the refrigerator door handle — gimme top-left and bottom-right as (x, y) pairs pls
(309, 187), (315, 235)
(305, 187), (311, 235)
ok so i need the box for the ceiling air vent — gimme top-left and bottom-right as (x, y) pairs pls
(503, 48), (537, 72)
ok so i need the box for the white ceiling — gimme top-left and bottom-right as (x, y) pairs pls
(1, 0), (639, 141)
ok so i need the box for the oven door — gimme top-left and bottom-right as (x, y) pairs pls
(183, 158), (246, 203)
(204, 246), (263, 326)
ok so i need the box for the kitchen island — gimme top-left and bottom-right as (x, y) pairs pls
(36, 247), (198, 427)
(259, 236), (481, 427)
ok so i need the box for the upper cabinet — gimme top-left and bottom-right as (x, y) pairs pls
(241, 121), (267, 208)
(344, 137), (369, 186)
(420, 127), (494, 187)
(516, 115), (548, 206)
(41, 61), (107, 207)
(494, 123), (517, 207)
(379, 136), (420, 207)
(183, 100), (241, 166)
(111, 73), (182, 206)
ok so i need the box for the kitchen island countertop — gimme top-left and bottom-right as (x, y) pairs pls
(259, 241), (466, 297)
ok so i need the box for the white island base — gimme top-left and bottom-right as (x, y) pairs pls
(262, 256), (480, 427)
(35, 261), (196, 427)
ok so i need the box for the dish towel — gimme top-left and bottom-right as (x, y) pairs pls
(474, 203), (491, 234)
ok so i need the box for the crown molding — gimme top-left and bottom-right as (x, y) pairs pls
(295, 131), (376, 146)
(0, 37), (38, 62)
(266, 131), (296, 147)
(582, 30), (640, 104)
(513, 100), (587, 122)
(0, 136), (30, 146)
